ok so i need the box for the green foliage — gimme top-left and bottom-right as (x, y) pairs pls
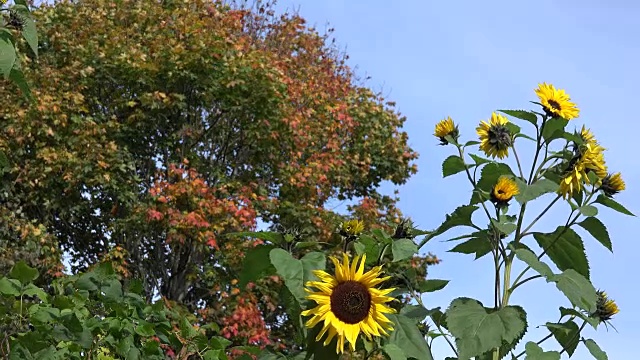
(387, 314), (434, 360)
(533, 227), (590, 279)
(524, 342), (560, 360)
(577, 217), (612, 251)
(584, 339), (608, 360)
(546, 320), (580, 356)
(442, 155), (467, 177)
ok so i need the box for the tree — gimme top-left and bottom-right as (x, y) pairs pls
(0, 0), (430, 350)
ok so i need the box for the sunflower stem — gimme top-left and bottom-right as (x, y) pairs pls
(521, 195), (561, 235)
(512, 144), (526, 180)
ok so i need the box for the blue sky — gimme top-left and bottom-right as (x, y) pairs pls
(275, 1), (640, 358)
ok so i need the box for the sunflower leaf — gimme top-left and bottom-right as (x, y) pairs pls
(514, 248), (554, 279)
(418, 279), (449, 293)
(442, 155), (467, 177)
(445, 298), (527, 359)
(427, 205), (479, 241)
(300, 252), (326, 283)
(533, 226), (590, 279)
(239, 245), (276, 288)
(553, 270), (597, 313)
(514, 178), (558, 204)
(382, 344), (407, 360)
(577, 217), (612, 252)
(392, 239), (417, 262)
(584, 339), (608, 360)
(468, 153), (491, 166)
(559, 307), (599, 329)
(578, 205), (598, 217)
(471, 163), (515, 205)
(541, 117), (569, 144)
(269, 249), (305, 303)
(594, 194), (635, 216)
(476, 305), (528, 360)
(524, 342), (561, 360)
(387, 314), (434, 360)
(498, 110), (538, 126)
(448, 236), (492, 260)
(546, 320), (580, 356)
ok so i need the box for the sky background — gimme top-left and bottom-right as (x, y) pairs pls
(273, 1), (640, 359)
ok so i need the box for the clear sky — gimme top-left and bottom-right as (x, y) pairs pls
(275, 0), (640, 358)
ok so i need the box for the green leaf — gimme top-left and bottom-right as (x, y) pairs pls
(135, 321), (156, 337)
(228, 231), (285, 244)
(0, 277), (21, 296)
(514, 178), (558, 204)
(577, 217), (612, 252)
(442, 155), (467, 177)
(533, 226), (590, 279)
(491, 218), (517, 236)
(547, 320), (580, 356)
(471, 163), (515, 204)
(542, 117), (569, 144)
(400, 304), (431, 321)
(594, 194), (635, 216)
(387, 314), (434, 360)
(514, 248), (554, 279)
(354, 235), (380, 265)
(239, 245), (276, 288)
(8, 66), (32, 101)
(418, 279), (449, 293)
(304, 323), (340, 360)
(22, 283), (48, 302)
(446, 298), (527, 359)
(448, 235), (492, 260)
(269, 248), (305, 303)
(10, 260), (39, 284)
(584, 339), (608, 360)
(464, 140), (480, 147)
(75, 273), (98, 291)
(524, 342), (560, 360)
(102, 278), (123, 301)
(553, 269), (597, 313)
(203, 350), (222, 360)
(469, 154), (491, 166)
(0, 31), (16, 78)
(476, 305), (528, 360)
(579, 205), (598, 217)
(382, 344), (407, 360)
(392, 238), (417, 262)
(498, 110), (538, 126)
(300, 251), (326, 283)
(179, 317), (198, 339)
(428, 205), (479, 240)
(559, 307), (599, 329)
(12, 5), (37, 57)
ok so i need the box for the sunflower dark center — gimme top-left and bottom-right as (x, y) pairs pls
(487, 125), (512, 150)
(330, 281), (372, 324)
(548, 100), (561, 110)
(498, 189), (505, 194)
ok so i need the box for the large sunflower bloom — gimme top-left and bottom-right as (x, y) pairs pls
(535, 82), (580, 120)
(558, 143), (607, 198)
(301, 254), (396, 354)
(476, 112), (512, 159)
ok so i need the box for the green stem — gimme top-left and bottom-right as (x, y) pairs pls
(457, 146), (493, 220)
(521, 195), (561, 235)
(512, 144), (526, 180)
(509, 274), (542, 294)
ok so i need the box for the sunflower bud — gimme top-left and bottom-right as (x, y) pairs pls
(434, 117), (459, 145)
(6, 10), (26, 31)
(392, 218), (415, 239)
(340, 219), (364, 238)
(599, 172), (625, 198)
(490, 176), (519, 207)
(591, 290), (619, 323)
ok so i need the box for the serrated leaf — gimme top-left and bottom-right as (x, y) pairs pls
(354, 235), (380, 265)
(579, 205), (598, 217)
(300, 251), (325, 283)
(468, 153), (491, 166)
(491, 218), (517, 235)
(400, 304), (431, 320)
(12, 5), (37, 57)
(541, 117), (569, 144)
(553, 269), (597, 313)
(584, 339), (608, 360)
(428, 205), (479, 240)
(524, 342), (560, 360)
(446, 298), (526, 359)
(382, 344), (407, 360)
(471, 163), (515, 204)
(239, 245), (276, 288)
(476, 305), (528, 360)
(498, 110), (538, 126)
(514, 248), (554, 279)
(387, 314), (434, 360)
(464, 140), (481, 146)
(10, 260), (39, 284)
(419, 279), (449, 293)
(533, 226), (589, 279)
(442, 155), (467, 177)
(269, 248), (305, 303)
(9, 67), (32, 101)
(514, 178), (558, 204)
(547, 320), (580, 356)
(449, 237), (493, 260)
(594, 194), (635, 216)
(392, 238), (417, 261)
(577, 217), (612, 252)
(559, 307), (599, 329)
(0, 32), (16, 78)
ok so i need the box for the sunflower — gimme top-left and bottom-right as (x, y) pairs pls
(434, 117), (459, 145)
(340, 219), (365, 237)
(558, 143), (607, 198)
(534, 83), (580, 120)
(580, 125), (597, 145)
(301, 254), (396, 354)
(591, 290), (619, 322)
(599, 172), (625, 197)
(476, 112), (512, 159)
(491, 176), (520, 206)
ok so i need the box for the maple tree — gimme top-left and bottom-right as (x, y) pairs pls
(0, 0), (436, 355)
